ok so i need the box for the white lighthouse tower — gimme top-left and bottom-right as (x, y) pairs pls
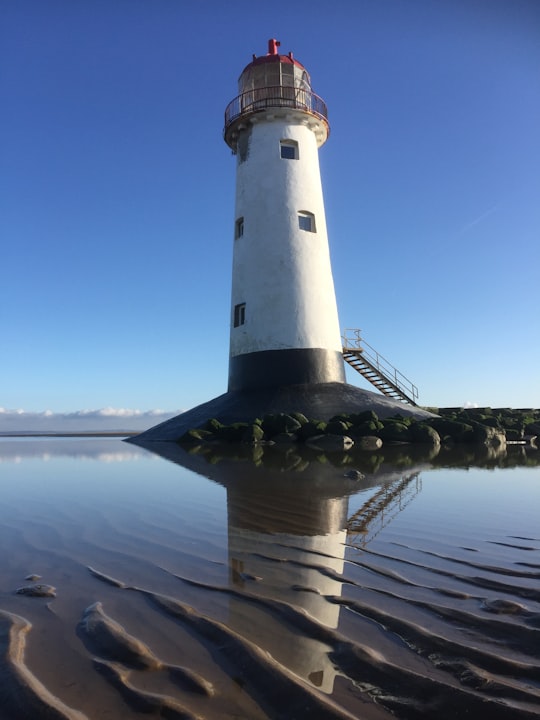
(224, 39), (346, 392)
(132, 40), (428, 444)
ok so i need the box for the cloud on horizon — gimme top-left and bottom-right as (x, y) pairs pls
(0, 407), (182, 433)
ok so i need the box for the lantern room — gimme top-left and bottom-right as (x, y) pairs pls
(224, 39), (329, 151)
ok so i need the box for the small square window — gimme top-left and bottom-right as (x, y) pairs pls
(280, 140), (298, 160)
(234, 303), (246, 327)
(235, 217), (244, 239)
(298, 211), (315, 232)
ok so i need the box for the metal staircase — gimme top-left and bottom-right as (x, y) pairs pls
(342, 328), (419, 406)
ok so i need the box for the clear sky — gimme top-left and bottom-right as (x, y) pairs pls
(2, 0), (539, 430)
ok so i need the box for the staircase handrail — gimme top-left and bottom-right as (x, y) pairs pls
(342, 328), (419, 403)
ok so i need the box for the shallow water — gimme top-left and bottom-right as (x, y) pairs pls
(0, 437), (539, 719)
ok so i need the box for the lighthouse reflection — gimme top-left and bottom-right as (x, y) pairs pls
(225, 472), (349, 693)
(142, 442), (425, 695)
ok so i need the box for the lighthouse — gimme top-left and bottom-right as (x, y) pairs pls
(224, 39), (346, 392)
(131, 40), (430, 445)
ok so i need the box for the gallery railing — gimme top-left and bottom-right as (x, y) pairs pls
(224, 86), (328, 131)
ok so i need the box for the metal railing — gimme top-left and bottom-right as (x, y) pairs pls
(224, 85), (328, 132)
(342, 328), (419, 404)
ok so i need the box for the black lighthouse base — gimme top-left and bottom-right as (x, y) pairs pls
(128, 382), (434, 445)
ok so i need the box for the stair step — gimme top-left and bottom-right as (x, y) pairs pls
(343, 344), (417, 406)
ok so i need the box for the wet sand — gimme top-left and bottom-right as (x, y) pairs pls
(0, 438), (539, 719)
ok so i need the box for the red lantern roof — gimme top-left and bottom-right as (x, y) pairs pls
(240, 38), (306, 76)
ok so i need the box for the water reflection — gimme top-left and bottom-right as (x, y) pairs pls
(144, 435), (539, 473)
(136, 442), (432, 697)
(0, 437), (538, 719)
(347, 471), (422, 548)
(136, 440), (540, 717)
(0, 437), (152, 463)
(226, 476), (349, 694)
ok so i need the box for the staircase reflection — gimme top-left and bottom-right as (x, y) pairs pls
(346, 471), (422, 548)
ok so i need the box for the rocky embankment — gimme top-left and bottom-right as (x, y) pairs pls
(178, 407), (539, 453)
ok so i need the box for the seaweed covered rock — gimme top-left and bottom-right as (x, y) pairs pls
(176, 406), (540, 453)
(356, 436), (383, 450)
(289, 411), (309, 426)
(468, 421), (506, 445)
(349, 410), (380, 425)
(410, 423), (441, 445)
(306, 434), (354, 452)
(261, 413), (302, 438)
(272, 432), (299, 444)
(180, 428), (213, 444)
(297, 420), (328, 440)
(349, 419), (384, 437)
(378, 420), (412, 443)
(203, 418), (224, 433)
(215, 423), (250, 442)
(427, 418), (474, 443)
(326, 420), (352, 436)
(242, 423), (265, 444)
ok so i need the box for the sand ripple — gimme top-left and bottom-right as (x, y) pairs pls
(0, 610), (88, 720)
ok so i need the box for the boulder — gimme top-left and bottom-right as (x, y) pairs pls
(378, 420), (412, 443)
(242, 423), (265, 444)
(344, 469), (365, 480)
(469, 421), (506, 446)
(349, 410), (379, 424)
(261, 413), (302, 437)
(297, 420), (328, 440)
(326, 420), (352, 436)
(349, 419), (384, 437)
(410, 423), (441, 445)
(306, 434), (354, 452)
(271, 432), (299, 444)
(357, 435), (383, 451)
(179, 428), (213, 444)
(427, 418), (474, 443)
(216, 423), (249, 442)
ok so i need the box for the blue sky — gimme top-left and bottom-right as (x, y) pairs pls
(2, 0), (539, 429)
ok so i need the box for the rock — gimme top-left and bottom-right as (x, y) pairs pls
(470, 421), (506, 446)
(349, 419), (384, 437)
(357, 435), (383, 451)
(410, 423), (441, 445)
(343, 469), (365, 480)
(306, 434), (354, 452)
(378, 420), (412, 442)
(203, 418), (224, 432)
(289, 412), (309, 425)
(179, 428), (213, 443)
(261, 413), (302, 437)
(271, 432), (299, 444)
(297, 420), (327, 440)
(428, 418), (474, 443)
(241, 423), (265, 443)
(216, 423), (249, 442)
(349, 410), (380, 424)
(326, 420), (352, 435)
